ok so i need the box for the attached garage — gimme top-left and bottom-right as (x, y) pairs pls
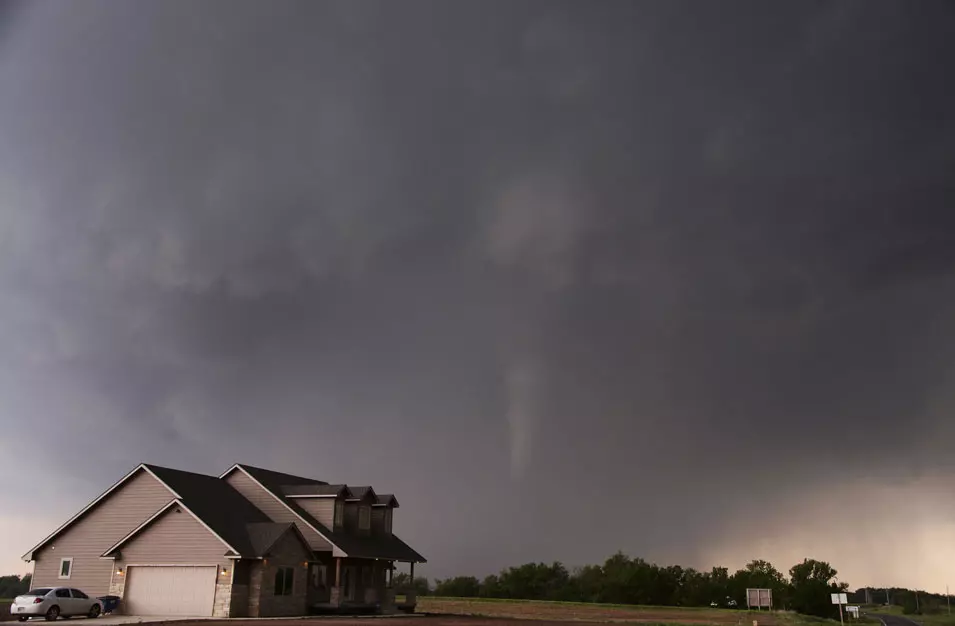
(123, 566), (218, 616)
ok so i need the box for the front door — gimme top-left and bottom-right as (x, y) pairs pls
(343, 566), (357, 601)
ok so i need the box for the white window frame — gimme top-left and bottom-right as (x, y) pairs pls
(58, 557), (73, 580)
(358, 505), (371, 530)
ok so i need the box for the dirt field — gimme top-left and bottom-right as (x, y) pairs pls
(111, 618), (769, 626)
(417, 598), (778, 625)
(1, 600), (781, 625)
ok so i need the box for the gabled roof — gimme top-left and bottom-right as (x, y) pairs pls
(22, 464), (178, 561)
(143, 464), (272, 557)
(225, 464), (425, 563)
(246, 522), (311, 557)
(373, 494), (399, 508)
(345, 486), (377, 502)
(101, 499), (242, 558)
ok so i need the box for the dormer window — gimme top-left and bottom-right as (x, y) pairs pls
(358, 505), (371, 530)
(384, 509), (393, 534)
(334, 501), (344, 527)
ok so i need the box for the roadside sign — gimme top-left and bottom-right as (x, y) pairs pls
(747, 588), (772, 610)
(831, 593), (848, 604)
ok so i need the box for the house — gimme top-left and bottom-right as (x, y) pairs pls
(21, 464), (426, 618)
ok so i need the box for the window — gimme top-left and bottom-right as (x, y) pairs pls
(70, 589), (88, 599)
(55, 589), (71, 598)
(384, 509), (393, 534)
(273, 567), (294, 596)
(58, 558), (73, 579)
(311, 564), (327, 588)
(334, 501), (344, 527)
(25, 590), (52, 597)
(358, 505), (371, 530)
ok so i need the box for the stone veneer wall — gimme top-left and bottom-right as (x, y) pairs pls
(248, 563), (264, 617)
(107, 574), (126, 613)
(212, 580), (233, 618)
(250, 531), (309, 617)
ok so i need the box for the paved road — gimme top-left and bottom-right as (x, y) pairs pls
(870, 614), (923, 626)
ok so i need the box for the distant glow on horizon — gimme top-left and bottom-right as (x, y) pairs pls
(701, 474), (955, 593)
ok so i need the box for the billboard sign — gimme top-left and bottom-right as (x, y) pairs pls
(746, 588), (773, 609)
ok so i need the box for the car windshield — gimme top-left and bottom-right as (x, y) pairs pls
(24, 589), (51, 596)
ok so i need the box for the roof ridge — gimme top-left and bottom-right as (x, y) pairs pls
(238, 463), (329, 485)
(143, 464), (219, 479)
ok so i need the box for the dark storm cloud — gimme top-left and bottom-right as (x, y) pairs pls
(2, 0), (955, 588)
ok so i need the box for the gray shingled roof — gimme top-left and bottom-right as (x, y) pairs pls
(246, 522), (298, 556)
(374, 494), (399, 507)
(282, 484), (351, 497)
(237, 464), (329, 487)
(346, 485), (375, 501)
(144, 464), (272, 556)
(324, 531), (425, 562)
(237, 464), (425, 562)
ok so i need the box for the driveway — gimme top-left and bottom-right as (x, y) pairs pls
(93, 617), (203, 625)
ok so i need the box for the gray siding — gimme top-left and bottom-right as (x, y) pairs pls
(370, 507), (393, 536)
(116, 506), (231, 566)
(294, 499), (335, 528)
(224, 470), (331, 551)
(371, 508), (385, 534)
(31, 469), (175, 597)
(343, 503), (358, 532)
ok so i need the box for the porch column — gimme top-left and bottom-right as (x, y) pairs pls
(406, 561), (417, 607)
(330, 557), (342, 607)
(388, 565), (393, 588)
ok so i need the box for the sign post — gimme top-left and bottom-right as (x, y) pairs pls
(831, 593), (848, 626)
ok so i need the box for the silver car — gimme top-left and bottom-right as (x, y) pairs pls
(9, 587), (102, 621)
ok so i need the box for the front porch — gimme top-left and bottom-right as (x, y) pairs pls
(307, 557), (419, 614)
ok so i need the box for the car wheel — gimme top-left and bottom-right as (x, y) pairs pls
(45, 606), (60, 621)
(87, 605), (101, 619)
(18, 617), (29, 622)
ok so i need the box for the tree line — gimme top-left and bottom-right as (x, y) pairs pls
(0, 575), (31, 600)
(398, 554), (850, 618)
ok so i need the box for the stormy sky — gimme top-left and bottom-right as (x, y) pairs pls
(2, 0), (955, 591)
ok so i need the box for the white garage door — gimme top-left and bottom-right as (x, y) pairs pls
(124, 566), (217, 616)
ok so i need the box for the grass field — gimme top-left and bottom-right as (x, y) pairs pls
(868, 604), (955, 626)
(415, 596), (857, 626)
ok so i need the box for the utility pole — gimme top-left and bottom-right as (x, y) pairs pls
(947, 585), (951, 615)
(915, 591), (919, 613)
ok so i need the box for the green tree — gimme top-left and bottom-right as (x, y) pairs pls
(788, 558), (842, 618)
(496, 562), (571, 600)
(0, 575), (31, 599)
(433, 576), (481, 597)
(391, 573), (431, 596)
(729, 560), (789, 608)
(479, 574), (502, 598)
